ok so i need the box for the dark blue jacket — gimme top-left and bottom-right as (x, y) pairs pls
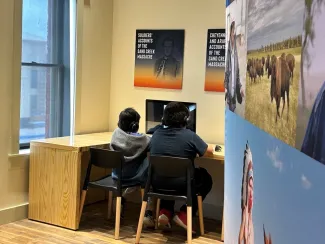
(301, 82), (325, 164)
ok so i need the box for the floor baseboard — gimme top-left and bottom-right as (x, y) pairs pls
(0, 203), (28, 225)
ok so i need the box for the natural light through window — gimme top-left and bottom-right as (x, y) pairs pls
(20, 0), (71, 148)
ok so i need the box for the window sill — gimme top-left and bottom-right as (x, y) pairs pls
(8, 149), (30, 169)
(8, 149), (30, 159)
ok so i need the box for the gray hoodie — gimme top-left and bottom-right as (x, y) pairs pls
(109, 128), (150, 180)
(109, 127), (150, 162)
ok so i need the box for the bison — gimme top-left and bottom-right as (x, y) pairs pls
(249, 58), (257, 83)
(256, 59), (264, 81)
(265, 55), (270, 73)
(247, 58), (252, 73)
(268, 55), (277, 79)
(262, 56), (265, 70)
(250, 66), (257, 83)
(270, 57), (277, 102)
(270, 54), (291, 123)
(286, 53), (295, 84)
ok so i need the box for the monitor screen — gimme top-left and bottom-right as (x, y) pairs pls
(145, 99), (197, 133)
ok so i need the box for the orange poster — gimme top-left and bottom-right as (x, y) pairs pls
(204, 29), (226, 92)
(134, 30), (185, 90)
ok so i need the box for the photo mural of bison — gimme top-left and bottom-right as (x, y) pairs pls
(245, 45), (301, 147)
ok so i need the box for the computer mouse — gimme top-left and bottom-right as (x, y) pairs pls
(215, 145), (222, 152)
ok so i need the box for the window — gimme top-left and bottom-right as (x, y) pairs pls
(20, 0), (71, 148)
(30, 70), (38, 89)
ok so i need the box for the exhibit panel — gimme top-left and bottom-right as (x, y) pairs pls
(225, 110), (325, 243)
(225, 0), (325, 243)
(225, 0), (325, 163)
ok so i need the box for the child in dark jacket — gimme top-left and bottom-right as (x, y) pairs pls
(147, 102), (214, 231)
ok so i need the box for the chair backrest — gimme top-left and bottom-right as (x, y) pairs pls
(82, 148), (123, 191)
(149, 156), (193, 178)
(146, 156), (194, 196)
(89, 147), (124, 170)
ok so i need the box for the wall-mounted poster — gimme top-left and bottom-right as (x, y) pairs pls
(204, 29), (226, 92)
(134, 30), (185, 90)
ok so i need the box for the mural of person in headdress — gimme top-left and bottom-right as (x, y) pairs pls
(238, 142), (254, 244)
(263, 225), (273, 244)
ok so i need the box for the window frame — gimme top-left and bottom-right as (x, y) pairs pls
(20, 0), (68, 149)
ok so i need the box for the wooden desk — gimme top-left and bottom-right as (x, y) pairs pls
(28, 132), (224, 232)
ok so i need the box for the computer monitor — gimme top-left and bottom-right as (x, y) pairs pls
(145, 99), (197, 133)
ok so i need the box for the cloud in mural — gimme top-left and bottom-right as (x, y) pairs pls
(247, 0), (304, 50)
(301, 174), (312, 190)
(267, 146), (283, 172)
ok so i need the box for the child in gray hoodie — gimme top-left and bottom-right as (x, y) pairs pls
(110, 107), (150, 184)
(110, 108), (155, 227)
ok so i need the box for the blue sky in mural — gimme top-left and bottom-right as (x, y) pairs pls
(225, 111), (325, 244)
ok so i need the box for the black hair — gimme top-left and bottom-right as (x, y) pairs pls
(162, 102), (189, 128)
(118, 108), (140, 133)
(162, 37), (174, 47)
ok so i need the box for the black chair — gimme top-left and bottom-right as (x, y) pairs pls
(135, 156), (205, 244)
(79, 147), (145, 239)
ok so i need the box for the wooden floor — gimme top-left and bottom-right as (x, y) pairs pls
(0, 201), (223, 244)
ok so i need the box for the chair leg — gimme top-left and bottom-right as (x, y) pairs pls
(115, 196), (122, 239)
(135, 201), (148, 244)
(140, 188), (144, 200)
(197, 195), (205, 235)
(79, 190), (87, 223)
(155, 198), (161, 229)
(187, 206), (192, 244)
(107, 191), (113, 219)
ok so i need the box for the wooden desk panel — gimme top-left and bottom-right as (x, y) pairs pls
(29, 132), (224, 231)
(29, 145), (81, 229)
(29, 143), (108, 229)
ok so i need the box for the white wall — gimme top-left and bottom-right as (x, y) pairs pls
(0, 0), (29, 225)
(75, 0), (113, 134)
(109, 0), (225, 145)
(110, 0), (226, 220)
